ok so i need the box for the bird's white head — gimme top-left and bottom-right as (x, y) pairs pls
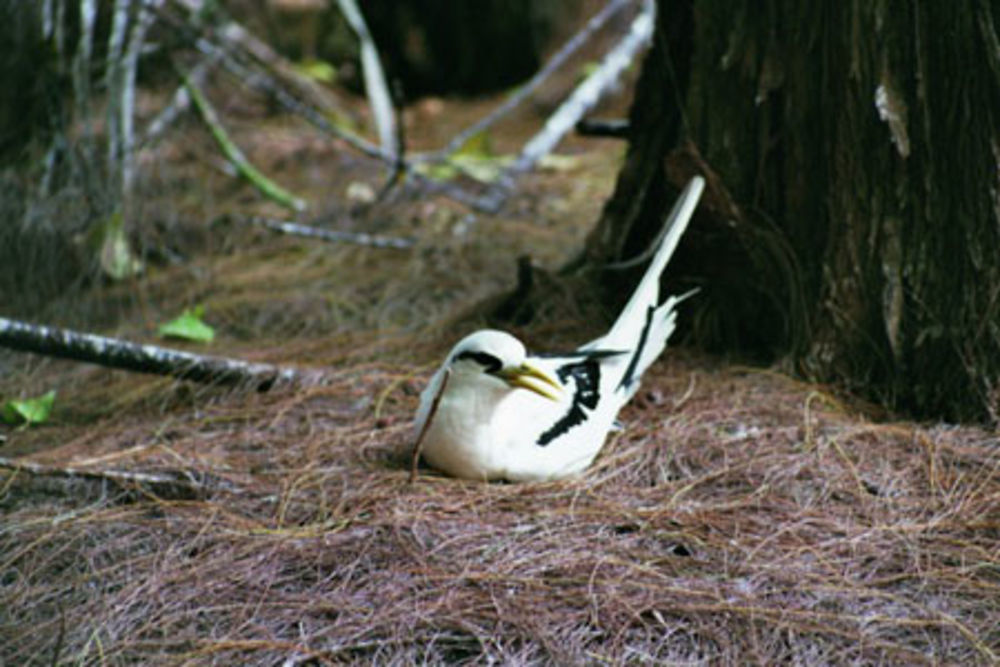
(446, 330), (561, 401)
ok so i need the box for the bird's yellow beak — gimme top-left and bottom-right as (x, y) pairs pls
(498, 363), (562, 401)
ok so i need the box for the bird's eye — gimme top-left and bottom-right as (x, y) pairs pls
(453, 350), (503, 373)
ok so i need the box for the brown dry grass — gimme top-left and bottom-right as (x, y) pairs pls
(2, 91), (999, 665)
(3, 348), (999, 665)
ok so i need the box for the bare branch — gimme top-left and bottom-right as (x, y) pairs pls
(243, 216), (414, 249)
(142, 41), (222, 147)
(336, 0), (398, 159)
(0, 456), (236, 500)
(153, 1), (490, 210)
(182, 69), (309, 212)
(105, 0), (131, 172)
(73, 0), (98, 142)
(169, 0), (347, 116)
(371, 80), (408, 203)
(120, 0), (161, 199)
(151, 1), (386, 161)
(0, 317), (315, 391)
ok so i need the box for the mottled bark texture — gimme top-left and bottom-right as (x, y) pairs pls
(584, 1), (1000, 422)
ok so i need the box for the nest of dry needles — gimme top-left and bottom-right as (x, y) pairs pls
(2, 346), (998, 664)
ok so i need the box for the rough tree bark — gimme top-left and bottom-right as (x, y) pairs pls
(583, 1), (1000, 422)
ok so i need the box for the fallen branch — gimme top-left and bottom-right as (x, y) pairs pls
(0, 317), (314, 391)
(243, 216), (414, 249)
(336, 0), (398, 160)
(169, 0), (348, 118)
(479, 0), (656, 212)
(0, 456), (234, 500)
(153, 0), (389, 165)
(152, 2), (495, 211)
(152, 3), (388, 162)
(142, 54), (219, 147)
(182, 68), (308, 212)
(371, 80), (409, 204)
(119, 0), (162, 200)
(423, 0), (631, 162)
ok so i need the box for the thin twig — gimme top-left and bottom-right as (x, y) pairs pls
(120, 0), (161, 201)
(372, 80), (409, 204)
(105, 0), (131, 172)
(153, 2), (387, 161)
(0, 317), (314, 390)
(182, 67), (308, 212)
(169, 0), (347, 116)
(0, 456), (234, 500)
(410, 369), (450, 483)
(243, 216), (414, 249)
(72, 0), (98, 144)
(336, 0), (398, 159)
(153, 2), (490, 210)
(142, 54), (220, 147)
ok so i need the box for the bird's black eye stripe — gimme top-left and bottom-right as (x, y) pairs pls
(454, 350), (503, 373)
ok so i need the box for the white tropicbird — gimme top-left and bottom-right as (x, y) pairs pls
(413, 176), (705, 481)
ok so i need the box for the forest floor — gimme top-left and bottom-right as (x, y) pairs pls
(2, 72), (999, 665)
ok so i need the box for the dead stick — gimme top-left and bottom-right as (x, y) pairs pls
(409, 368), (450, 483)
(142, 54), (220, 147)
(372, 79), (409, 204)
(154, 3), (495, 211)
(0, 317), (311, 390)
(336, 0), (397, 159)
(182, 68), (308, 212)
(0, 455), (232, 498)
(243, 216), (414, 249)
(153, 4), (387, 161)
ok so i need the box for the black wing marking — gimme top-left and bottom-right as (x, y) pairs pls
(534, 349), (627, 360)
(536, 359), (601, 446)
(617, 305), (655, 392)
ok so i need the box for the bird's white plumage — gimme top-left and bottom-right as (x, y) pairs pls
(414, 176), (705, 481)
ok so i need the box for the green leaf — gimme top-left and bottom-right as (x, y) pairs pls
(413, 162), (460, 182)
(2, 390), (56, 426)
(450, 154), (514, 183)
(158, 306), (215, 343)
(294, 59), (337, 84)
(455, 131), (494, 158)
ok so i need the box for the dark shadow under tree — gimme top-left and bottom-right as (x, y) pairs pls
(580, 1), (1000, 423)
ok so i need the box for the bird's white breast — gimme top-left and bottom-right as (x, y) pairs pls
(419, 361), (619, 481)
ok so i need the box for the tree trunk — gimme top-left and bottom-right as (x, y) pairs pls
(584, 1), (1000, 422)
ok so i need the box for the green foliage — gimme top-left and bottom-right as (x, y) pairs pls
(1, 390), (56, 426)
(416, 131), (580, 183)
(294, 59), (337, 84)
(158, 306), (215, 343)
